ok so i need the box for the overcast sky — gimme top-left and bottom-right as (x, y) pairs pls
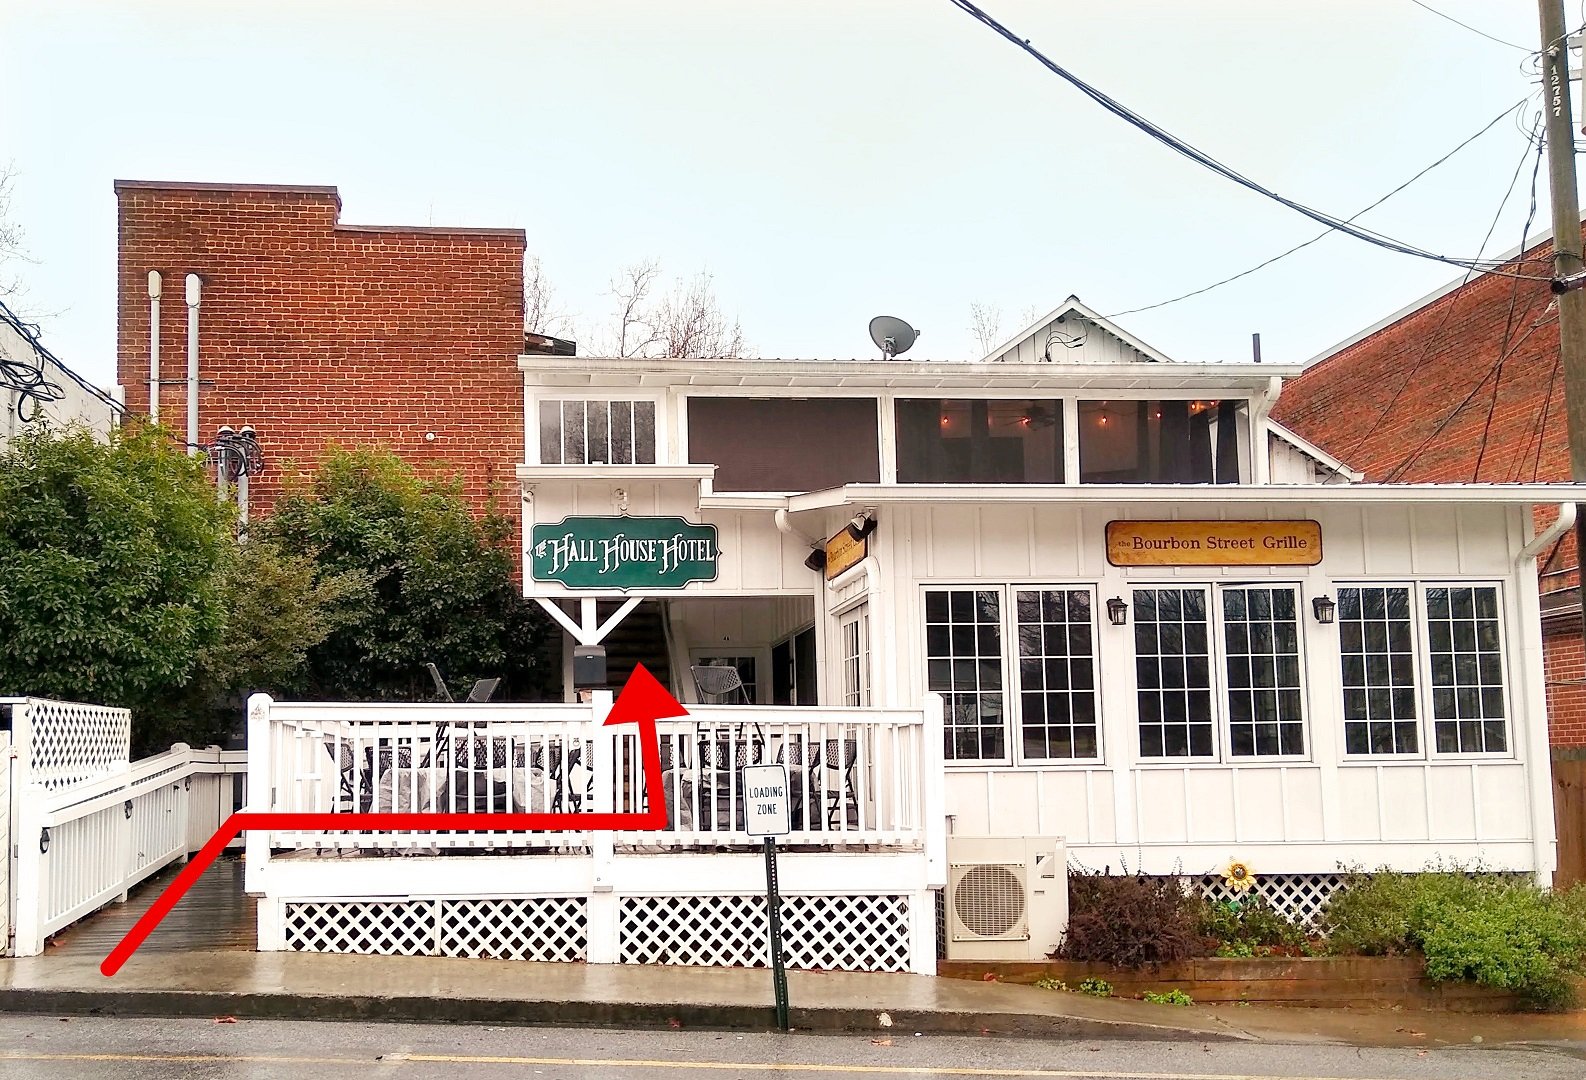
(0, 1), (1561, 384)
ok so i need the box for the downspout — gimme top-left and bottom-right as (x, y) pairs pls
(1249, 375), (1281, 485)
(147, 271), (162, 425)
(1518, 503), (1575, 564)
(184, 273), (201, 456)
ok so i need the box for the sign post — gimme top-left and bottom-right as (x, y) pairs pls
(744, 763), (791, 1032)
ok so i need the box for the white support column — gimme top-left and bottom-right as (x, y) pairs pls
(922, 693), (947, 890)
(257, 896), (285, 951)
(243, 694), (273, 895)
(908, 887), (938, 975)
(11, 782), (48, 956)
(586, 689), (619, 964)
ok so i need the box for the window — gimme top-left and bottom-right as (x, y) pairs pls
(926, 586), (1100, 763)
(926, 590), (1005, 760)
(692, 654), (759, 704)
(1426, 586), (1507, 754)
(1078, 399), (1242, 484)
(841, 608), (871, 707)
(538, 400), (656, 465)
(1338, 586), (1419, 755)
(1015, 590), (1098, 760)
(1222, 586), (1305, 756)
(1335, 583), (1508, 757)
(1133, 588), (1214, 758)
(687, 397), (879, 492)
(896, 399), (1063, 484)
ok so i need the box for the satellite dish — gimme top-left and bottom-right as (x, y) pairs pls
(869, 315), (919, 360)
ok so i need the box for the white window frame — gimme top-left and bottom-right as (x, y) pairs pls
(532, 394), (666, 466)
(688, 648), (770, 706)
(1129, 581), (1313, 766)
(1335, 579), (1514, 763)
(923, 583), (1104, 768)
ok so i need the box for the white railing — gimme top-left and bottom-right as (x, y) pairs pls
(248, 695), (940, 852)
(9, 742), (247, 956)
(4, 697), (131, 791)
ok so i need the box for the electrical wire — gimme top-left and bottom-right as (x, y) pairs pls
(0, 297), (123, 425)
(1343, 116), (1547, 466)
(1472, 121), (1549, 480)
(1109, 98), (1533, 318)
(946, 1), (1555, 281)
(1407, 0), (1531, 53)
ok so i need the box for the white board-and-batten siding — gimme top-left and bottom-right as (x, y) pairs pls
(867, 499), (1551, 878)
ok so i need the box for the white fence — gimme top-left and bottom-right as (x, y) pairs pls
(3, 698), (247, 957)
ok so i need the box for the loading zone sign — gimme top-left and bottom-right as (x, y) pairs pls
(531, 516), (719, 590)
(743, 765), (791, 837)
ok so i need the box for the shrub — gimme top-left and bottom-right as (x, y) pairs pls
(1077, 977), (1112, 997)
(1059, 871), (1198, 968)
(1325, 868), (1586, 1008)
(1196, 896), (1305, 955)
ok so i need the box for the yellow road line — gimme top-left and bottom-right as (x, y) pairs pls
(0, 1048), (1469, 1080)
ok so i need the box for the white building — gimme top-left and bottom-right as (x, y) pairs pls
(0, 302), (121, 448)
(246, 301), (1570, 972)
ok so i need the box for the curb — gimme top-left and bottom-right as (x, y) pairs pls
(0, 988), (1251, 1042)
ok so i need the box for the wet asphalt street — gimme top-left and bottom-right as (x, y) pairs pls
(0, 1016), (1583, 1079)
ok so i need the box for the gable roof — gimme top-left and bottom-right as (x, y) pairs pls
(979, 295), (1178, 365)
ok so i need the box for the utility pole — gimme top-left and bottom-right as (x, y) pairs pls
(1538, 0), (1586, 636)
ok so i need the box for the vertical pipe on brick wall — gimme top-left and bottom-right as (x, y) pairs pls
(146, 272), (162, 425)
(184, 274), (202, 456)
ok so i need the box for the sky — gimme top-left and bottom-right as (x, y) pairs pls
(0, 1), (1565, 386)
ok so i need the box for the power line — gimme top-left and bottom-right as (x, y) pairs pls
(0, 297), (123, 424)
(946, 1), (1555, 281)
(1407, 0), (1531, 52)
(1344, 116), (1548, 466)
(1110, 98), (1533, 318)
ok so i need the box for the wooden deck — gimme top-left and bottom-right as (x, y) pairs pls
(48, 857), (255, 956)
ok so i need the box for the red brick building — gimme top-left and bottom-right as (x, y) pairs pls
(1275, 229), (1586, 745)
(114, 181), (528, 531)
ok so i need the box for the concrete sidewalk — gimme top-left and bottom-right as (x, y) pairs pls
(4, 946), (1586, 1048)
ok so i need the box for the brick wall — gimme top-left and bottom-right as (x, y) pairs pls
(114, 181), (527, 534)
(1545, 622), (1586, 747)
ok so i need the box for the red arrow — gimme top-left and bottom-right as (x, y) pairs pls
(100, 665), (682, 977)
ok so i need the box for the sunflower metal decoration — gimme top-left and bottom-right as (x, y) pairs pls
(1222, 860), (1256, 893)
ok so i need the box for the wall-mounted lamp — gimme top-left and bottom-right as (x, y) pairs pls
(1312, 595), (1336, 624)
(804, 546), (827, 573)
(845, 511), (878, 543)
(1106, 597), (1128, 626)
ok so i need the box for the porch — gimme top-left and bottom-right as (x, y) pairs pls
(244, 693), (946, 973)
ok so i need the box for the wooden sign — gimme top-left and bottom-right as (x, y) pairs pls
(1106, 520), (1322, 567)
(824, 529), (867, 580)
(531, 516), (719, 589)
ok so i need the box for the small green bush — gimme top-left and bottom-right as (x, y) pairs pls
(1324, 868), (1586, 1008)
(1196, 896), (1305, 953)
(1142, 989), (1193, 1006)
(1032, 977), (1066, 991)
(1077, 977), (1112, 997)
(1059, 871), (1198, 968)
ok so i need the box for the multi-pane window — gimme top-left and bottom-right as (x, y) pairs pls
(1015, 590), (1098, 760)
(841, 609), (871, 708)
(538, 400), (656, 465)
(693, 655), (759, 704)
(926, 590), (1005, 760)
(1338, 587), (1419, 755)
(1426, 586), (1507, 754)
(1335, 583), (1509, 757)
(1222, 587), (1305, 756)
(1133, 588), (1214, 758)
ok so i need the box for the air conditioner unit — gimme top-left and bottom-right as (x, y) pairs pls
(944, 836), (1067, 962)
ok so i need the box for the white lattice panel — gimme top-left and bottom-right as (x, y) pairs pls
(1194, 873), (1343, 930)
(284, 898), (589, 962)
(619, 894), (912, 973)
(285, 901), (437, 956)
(440, 898), (588, 962)
(18, 699), (131, 790)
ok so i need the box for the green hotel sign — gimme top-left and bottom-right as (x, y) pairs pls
(530, 516), (719, 590)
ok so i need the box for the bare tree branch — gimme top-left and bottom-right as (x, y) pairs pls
(653, 271), (750, 358)
(523, 255), (570, 337)
(607, 259), (662, 358)
(969, 301), (1002, 357)
(0, 164), (29, 300)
